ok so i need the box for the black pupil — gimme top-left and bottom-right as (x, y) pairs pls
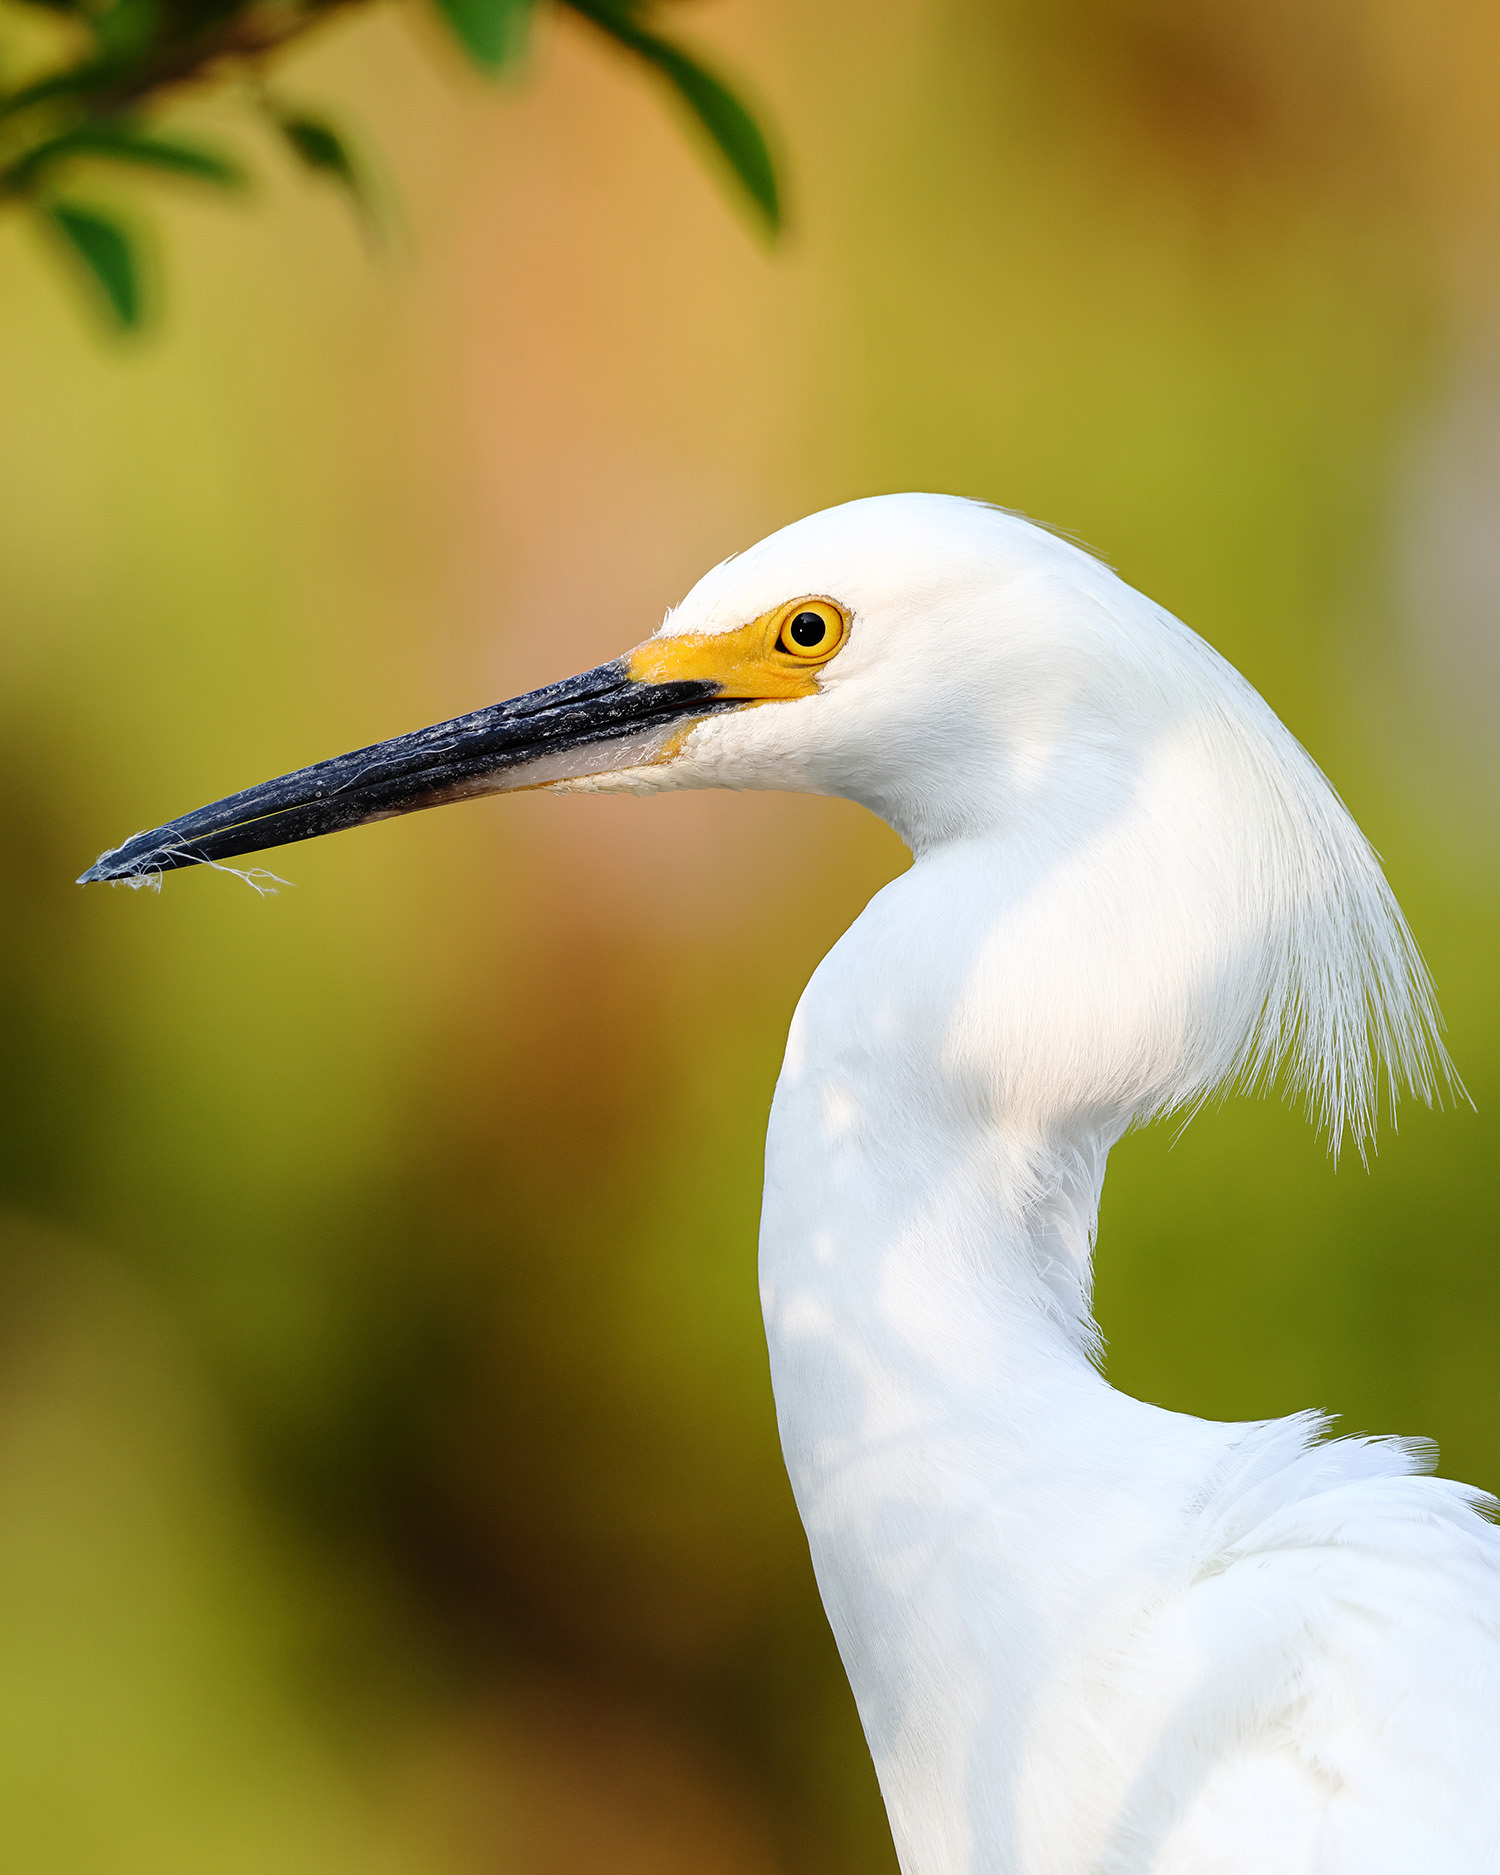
(789, 611), (828, 648)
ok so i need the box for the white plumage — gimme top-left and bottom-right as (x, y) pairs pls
(571, 494), (1499, 1874)
(86, 489), (1500, 1873)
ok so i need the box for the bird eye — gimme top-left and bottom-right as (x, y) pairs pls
(775, 600), (847, 662)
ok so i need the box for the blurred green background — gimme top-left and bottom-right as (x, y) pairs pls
(3, 1), (1500, 1868)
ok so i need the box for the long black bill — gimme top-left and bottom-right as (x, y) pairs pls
(79, 660), (737, 886)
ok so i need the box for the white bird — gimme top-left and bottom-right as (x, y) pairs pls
(83, 493), (1500, 1874)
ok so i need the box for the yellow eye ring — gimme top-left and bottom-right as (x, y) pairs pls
(774, 599), (849, 662)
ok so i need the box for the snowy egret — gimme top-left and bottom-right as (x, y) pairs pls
(83, 494), (1500, 1873)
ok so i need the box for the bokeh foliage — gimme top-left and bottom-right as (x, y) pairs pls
(0, 0), (776, 326)
(2, 0), (1500, 1870)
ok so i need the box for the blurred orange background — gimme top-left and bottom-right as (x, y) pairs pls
(2, 1), (1500, 1867)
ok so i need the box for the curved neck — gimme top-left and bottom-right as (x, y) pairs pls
(756, 852), (1227, 1875)
(760, 842), (1138, 1369)
(758, 984), (1121, 1486)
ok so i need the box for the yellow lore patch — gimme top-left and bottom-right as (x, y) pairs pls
(626, 596), (849, 701)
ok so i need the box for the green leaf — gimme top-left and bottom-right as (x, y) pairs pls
(91, 0), (159, 59)
(564, 0), (779, 230)
(0, 63), (112, 128)
(275, 112), (362, 197)
(42, 200), (141, 327)
(262, 103), (384, 241)
(432, 0), (533, 71)
(81, 130), (245, 186)
(13, 125), (245, 190)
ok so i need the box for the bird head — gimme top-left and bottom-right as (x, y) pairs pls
(79, 492), (1449, 1148)
(74, 494), (1218, 869)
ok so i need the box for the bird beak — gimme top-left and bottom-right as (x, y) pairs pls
(77, 655), (742, 885)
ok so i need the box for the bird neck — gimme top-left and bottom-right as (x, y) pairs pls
(760, 835), (1148, 1370)
(757, 846), (1229, 1873)
(756, 832), (1165, 1534)
(758, 996), (1121, 1473)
